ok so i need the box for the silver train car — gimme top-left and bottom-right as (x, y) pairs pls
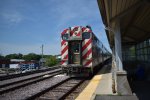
(61, 25), (111, 76)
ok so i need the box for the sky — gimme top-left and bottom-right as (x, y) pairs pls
(0, 0), (111, 56)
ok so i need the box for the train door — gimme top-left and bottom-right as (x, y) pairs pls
(69, 41), (82, 65)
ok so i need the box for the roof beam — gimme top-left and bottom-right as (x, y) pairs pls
(122, 4), (142, 37)
(140, 33), (150, 42)
(132, 25), (150, 41)
(122, 42), (137, 45)
(132, 25), (149, 34)
(110, 1), (144, 23)
(123, 35), (138, 41)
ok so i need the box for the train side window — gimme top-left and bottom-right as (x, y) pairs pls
(62, 34), (69, 40)
(83, 32), (90, 39)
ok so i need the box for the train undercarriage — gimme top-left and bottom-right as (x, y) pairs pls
(62, 64), (93, 77)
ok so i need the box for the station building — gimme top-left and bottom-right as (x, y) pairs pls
(97, 0), (150, 95)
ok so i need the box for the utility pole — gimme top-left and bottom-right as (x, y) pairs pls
(41, 44), (44, 67)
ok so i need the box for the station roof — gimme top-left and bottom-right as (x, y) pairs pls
(97, 0), (150, 48)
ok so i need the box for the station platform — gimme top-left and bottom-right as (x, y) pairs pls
(75, 63), (138, 100)
(75, 63), (113, 100)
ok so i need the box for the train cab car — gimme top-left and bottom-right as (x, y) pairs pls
(61, 25), (110, 76)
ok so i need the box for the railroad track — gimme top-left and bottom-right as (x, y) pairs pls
(0, 68), (62, 95)
(0, 76), (86, 100)
(0, 65), (93, 100)
(32, 78), (84, 100)
(0, 75), (70, 100)
(0, 66), (61, 81)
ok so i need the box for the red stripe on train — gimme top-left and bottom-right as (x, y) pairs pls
(76, 31), (81, 36)
(73, 26), (78, 31)
(61, 60), (65, 65)
(82, 27), (86, 32)
(88, 30), (92, 33)
(70, 31), (74, 36)
(61, 46), (68, 55)
(84, 60), (92, 67)
(82, 48), (92, 59)
(82, 39), (92, 52)
(61, 55), (68, 65)
(61, 29), (68, 35)
(61, 40), (65, 46)
(63, 54), (68, 59)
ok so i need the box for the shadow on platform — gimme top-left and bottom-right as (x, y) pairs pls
(129, 80), (150, 100)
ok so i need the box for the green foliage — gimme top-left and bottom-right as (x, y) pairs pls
(23, 53), (41, 61)
(5, 53), (23, 59)
(43, 55), (52, 58)
(45, 56), (58, 67)
(0, 54), (4, 59)
(3, 53), (58, 66)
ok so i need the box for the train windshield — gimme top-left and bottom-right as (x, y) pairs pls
(71, 42), (80, 53)
(82, 32), (90, 39)
(62, 34), (69, 40)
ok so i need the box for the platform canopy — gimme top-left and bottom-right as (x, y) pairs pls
(97, 0), (150, 48)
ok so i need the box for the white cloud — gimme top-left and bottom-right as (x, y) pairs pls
(1, 12), (23, 24)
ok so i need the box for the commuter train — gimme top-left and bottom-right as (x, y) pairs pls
(61, 25), (110, 76)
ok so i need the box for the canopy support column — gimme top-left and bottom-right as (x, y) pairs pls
(114, 21), (123, 71)
(113, 20), (132, 95)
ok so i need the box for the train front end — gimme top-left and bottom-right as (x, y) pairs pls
(61, 26), (93, 76)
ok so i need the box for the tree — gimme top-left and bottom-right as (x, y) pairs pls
(45, 56), (58, 67)
(23, 53), (41, 61)
(0, 54), (4, 59)
(5, 53), (23, 59)
(17, 53), (23, 59)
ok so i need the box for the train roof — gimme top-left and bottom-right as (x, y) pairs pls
(61, 26), (92, 35)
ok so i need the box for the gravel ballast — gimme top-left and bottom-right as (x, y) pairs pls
(0, 75), (69, 100)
